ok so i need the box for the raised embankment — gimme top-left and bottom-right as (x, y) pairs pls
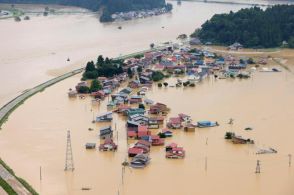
(0, 46), (164, 194)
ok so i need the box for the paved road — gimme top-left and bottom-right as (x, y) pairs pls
(0, 68), (83, 128)
(0, 164), (31, 195)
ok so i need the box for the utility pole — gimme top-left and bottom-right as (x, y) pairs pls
(255, 160), (260, 174)
(121, 167), (124, 185)
(64, 130), (74, 171)
(40, 166), (42, 181)
(205, 156), (207, 172)
(288, 154), (292, 167)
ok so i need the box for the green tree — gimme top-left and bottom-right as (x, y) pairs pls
(85, 61), (95, 72)
(196, 5), (294, 48)
(150, 43), (155, 49)
(138, 103), (145, 110)
(137, 66), (143, 73)
(247, 58), (255, 64)
(78, 86), (90, 94)
(288, 37), (294, 48)
(127, 68), (133, 78)
(151, 71), (164, 81)
(83, 71), (98, 80)
(97, 55), (104, 66)
(90, 79), (102, 92)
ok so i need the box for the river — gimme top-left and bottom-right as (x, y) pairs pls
(0, 1), (250, 108)
(1, 1), (294, 195)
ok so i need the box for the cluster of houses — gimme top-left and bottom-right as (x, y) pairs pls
(111, 7), (170, 21)
(73, 42), (268, 167)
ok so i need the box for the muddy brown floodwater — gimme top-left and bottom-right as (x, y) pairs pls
(1, 63), (294, 195)
(0, 1), (249, 108)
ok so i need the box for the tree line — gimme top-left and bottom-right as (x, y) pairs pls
(83, 55), (124, 80)
(1, 0), (171, 22)
(191, 5), (294, 48)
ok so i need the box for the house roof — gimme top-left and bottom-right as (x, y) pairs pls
(128, 147), (144, 154)
(169, 117), (181, 124)
(151, 135), (160, 140)
(127, 131), (137, 137)
(172, 147), (184, 151)
(162, 128), (172, 133)
(166, 143), (177, 148)
(136, 140), (151, 147)
(138, 125), (148, 132)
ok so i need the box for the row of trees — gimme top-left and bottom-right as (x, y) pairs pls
(83, 55), (124, 80)
(192, 5), (294, 48)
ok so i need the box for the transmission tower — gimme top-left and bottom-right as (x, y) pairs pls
(64, 130), (74, 171)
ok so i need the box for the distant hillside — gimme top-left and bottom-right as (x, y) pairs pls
(192, 5), (294, 48)
(0, 0), (171, 22)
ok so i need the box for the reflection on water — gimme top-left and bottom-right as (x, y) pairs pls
(0, 68), (294, 195)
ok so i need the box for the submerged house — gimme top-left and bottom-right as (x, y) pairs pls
(149, 103), (169, 115)
(137, 125), (151, 139)
(127, 120), (140, 131)
(85, 143), (96, 149)
(151, 135), (164, 146)
(91, 90), (106, 99)
(129, 95), (143, 104)
(184, 124), (195, 132)
(130, 153), (151, 168)
(232, 135), (254, 144)
(166, 147), (185, 159)
(128, 80), (141, 88)
(148, 118), (160, 129)
(165, 143), (177, 151)
(125, 108), (145, 117)
(167, 117), (182, 129)
(75, 81), (88, 92)
(68, 90), (77, 97)
(99, 138), (118, 151)
(228, 42), (243, 50)
(119, 87), (132, 95)
(178, 113), (191, 122)
(162, 128), (173, 137)
(127, 131), (137, 139)
(128, 147), (144, 157)
(100, 126), (113, 139)
(96, 112), (113, 122)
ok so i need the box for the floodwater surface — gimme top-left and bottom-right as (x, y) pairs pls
(0, 66), (294, 195)
(0, 1), (249, 107)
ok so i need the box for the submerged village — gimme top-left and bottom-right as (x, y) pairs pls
(67, 41), (282, 171)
